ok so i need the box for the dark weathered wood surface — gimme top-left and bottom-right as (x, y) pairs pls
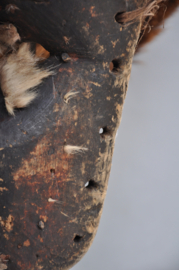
(0, 0), (141, 269)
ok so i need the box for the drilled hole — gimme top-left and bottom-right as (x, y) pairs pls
(36, 254), (39, 258)
(85, 180), (98, 189)
(109, 59), (121, 73)
(74, 235), (83, 243)
(61, 52), (71, 62)
(115, 11), (126, 24)
(50, 168), (55, 177)
(99, 126), (112, 139)
(17, 244), (22, 249)
(99, 128), (104, 134)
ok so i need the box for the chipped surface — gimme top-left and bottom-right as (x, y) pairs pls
(0, 215), (14, 233)
(23, 240), (30, 247)
(0, 187), (8, 192)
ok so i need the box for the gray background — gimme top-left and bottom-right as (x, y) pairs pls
(72, 10), (179, 270)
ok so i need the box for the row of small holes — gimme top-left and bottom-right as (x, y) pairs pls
(50, 45), (115, 244)
(109, 12), (126, 74)
(73, 12), (122, 243)
(49, 167), (97, 243)
(50, 168), (98, 190)
(48, 126), (111, 243)
(34, 9), (124, 251)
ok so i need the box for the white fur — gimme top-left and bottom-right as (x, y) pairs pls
(0, 24), (53, 115)
(64, 145), (88, 154)
(64, 91), (79, 103)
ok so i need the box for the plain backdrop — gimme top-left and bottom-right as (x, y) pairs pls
(72, 9), (179, 270)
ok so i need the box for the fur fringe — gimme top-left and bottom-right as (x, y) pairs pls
(64, 91), (79, 103)
(64, 145), (88, 155)
(116, 0), (165, 28)
(0, 23), (53, 115)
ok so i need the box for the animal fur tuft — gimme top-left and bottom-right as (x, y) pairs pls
(64, 145), (88, 155)
(115, 0), (165, 29)
(0, 23), (20, 56)
(0, 25), (54, 115)
(5, 4), (20, 14)
(64, 91), (79, 103)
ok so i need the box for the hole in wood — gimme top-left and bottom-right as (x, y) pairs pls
(115, 11), (125, 24)
(61, 53), (71, 62)
(36, 254), (39, 258)
(85, 180), (98, 189)
(99, 128), (104, 134)
(50, 168), (55, 177)
(99, 126), (112, 139)
(74, 235), (83, 243)
(109, 59), (121, 73)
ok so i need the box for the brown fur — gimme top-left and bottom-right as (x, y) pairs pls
(64, 145), (88, 154)
(5, 4), (20, 14)
(36, 43), (50, 59)
(116, 0), (165, 28)
(0, 24), (53, 115)
(137, 0), (179, 51)
(0, 23), (20, 56)
(116, 0), (179, 52)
